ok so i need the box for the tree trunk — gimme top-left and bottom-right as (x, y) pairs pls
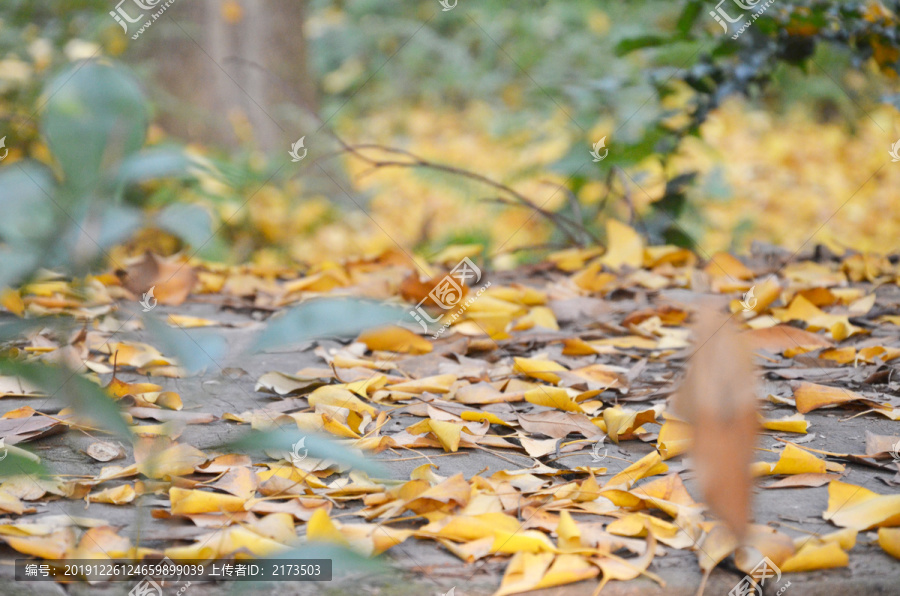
(140, 0), (317, 153)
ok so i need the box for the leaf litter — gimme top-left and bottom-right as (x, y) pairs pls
(1, 225), (900, 592)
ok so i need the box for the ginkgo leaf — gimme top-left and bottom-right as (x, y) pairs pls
(387, 374), (456, 394)
(524, 386), (583, 412)
(761, 413), (809, 434)
(751, 444), (827, 476)
(878, 528), (900, 560)
(590, 532), (660, 594)
(495, 552), (598, 596)
(86, 484), (135, 505)
(168, 487), (246, 515)
(793, 382), (866, 413)
(406, 419), (471, 452)
(656, 416), (691, 460)
(0, 528), (75, 559)
(602, 405), (658, 443)
(357, 325), (433, 354)
(780, 541), (848, 572)
(602, 451), (668, 490)
(307, 385), (376, 416)
(306, 508), (351, 547)
(600, 220), (643, 269)
(823, 481), (900, 530)
(704, 252), (753, 281)
(255, 371), (326, 395)
(772, 295), (863, 340)
(513, 357), (567, 384)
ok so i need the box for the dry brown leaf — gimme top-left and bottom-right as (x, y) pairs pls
(743, 325), (833, 353)
(671, 306), (757, 539)
(119, 252), (197, 306)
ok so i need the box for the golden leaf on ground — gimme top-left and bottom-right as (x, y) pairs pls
(254, 371), (325, 395)
(406, 419), (471, 452)
(590, 532), (660, 595)
(357, 325), (433, 354)
(492, 552), (556, 596)
(780, 541), (849, 572)
(166, 524), (291, 559)
(512, 307), (559, 331)
(494, 552), (598, 596)
(460, 410), (515, 427)
(823, 480), (900, 530)
(166, 314), (220, 328)
(606, 512), (694, 548)
(306, 508), (351, 547)
(600, 220), (644, 270)
(421, 512), (555, 555)
(387, 374), (456, 394)
(572, 262), (616, 293)
(793, 382), (865, 414)
(107, 378), (163, 398)
(513, 357), (567, 384)
(704, 252), (754, 281)
(136, 441), (207, 479)
(86, 484), (136, 505)
(761, 413), (809, 434)
(772, 295), (863, 340)
(169, 487), (247, 515)
(734, 526), (795, 572)
(69, 526), (132, 559)
(656, 416), (692, 460)
(524, 386), (583, 412)
(602, 451), (668, 490)
(307, 385), (376, 416)
(1, 528), (76, 559)
(878, 528), (900, 559)
(603, 405), (658, 443)
(751, 443), (827, 476)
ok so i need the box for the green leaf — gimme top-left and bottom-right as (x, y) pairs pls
(154, 203), (214, 248)
(614, 35), (671, 56)
(0, 361), (131, 439)
(222, 429), (385, 477)
(252, 299), (403, 352)
(143, 315), (227, 375)
(41, 60), (148, 193)
(676, 1), (703, 37)
(0, 248), (40, 290)
(0, 163), (59, 246)
(0, 446), (48, 479)
(116, 148), (189, 185)
(94, 204), (144, 250)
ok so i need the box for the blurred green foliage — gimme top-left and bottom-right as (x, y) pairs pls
(1, 1), (899, 258)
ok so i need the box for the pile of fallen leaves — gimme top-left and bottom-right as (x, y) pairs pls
(1, 221), (900, 594)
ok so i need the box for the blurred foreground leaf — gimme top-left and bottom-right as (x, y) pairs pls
(253, 299), (403, 352)
(0, 446), (48, 479)
(143, 315), (227, 375)
(223, 429), (384, 477)
(0, 361), (131, 439)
